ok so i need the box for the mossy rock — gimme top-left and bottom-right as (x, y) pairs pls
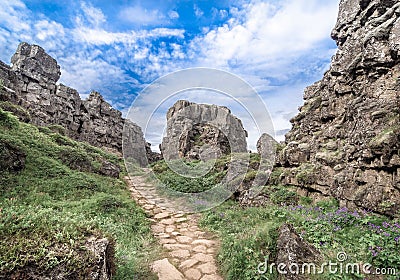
(0, 137), (26, 172)
(0, 101), (31, 123)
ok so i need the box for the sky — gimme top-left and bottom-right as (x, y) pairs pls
(0, 0), (341, 151)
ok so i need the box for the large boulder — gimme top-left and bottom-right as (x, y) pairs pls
(277, 0), (400, 217)
(275, 224), (321, 280)
(161, 100), (248, 161)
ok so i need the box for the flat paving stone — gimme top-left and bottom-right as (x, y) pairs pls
(176, 235), (193, 244)
(165, 225), (175, 233)
(200, 274), (223, 280)
(179, 259), (199, 270)
(155, 212), (171, 219)
(191, 239), (217, 247)
(192, 245), (207, 253)
(160, 218), (175, 225)
(175, 217), (188, 223)
(151, 224), (165, 233)
(159, 238), (177, 244)
(170, 249), (190, 259)
(184, 268), (202, 280)
(197, 262), (218, 274)
(151, 258), (185, 280)
(192, 253), (214, 263)
(163, 244), (191, 250)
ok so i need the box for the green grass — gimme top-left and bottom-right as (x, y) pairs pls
(151, 158), (227, 193)
(0, 108), (159, 279)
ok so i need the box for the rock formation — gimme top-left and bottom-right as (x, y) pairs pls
(275, 224), (321, 280)
(0, 42), (154, 166)
(257, 133), (278, 161)
(273, 0), (400, 217)
(161, 100), (248, 161)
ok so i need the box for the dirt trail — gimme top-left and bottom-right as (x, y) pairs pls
(125, 170), (223, 280)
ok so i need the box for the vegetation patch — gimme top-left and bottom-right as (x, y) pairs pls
(0, 101), (31, 123)
(201, 198), (399, 280)
(0, 111), (159, 279)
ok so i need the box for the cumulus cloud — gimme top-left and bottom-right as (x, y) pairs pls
(193, 0), (339, 69)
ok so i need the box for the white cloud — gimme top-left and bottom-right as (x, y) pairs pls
(194, 4), (204, 18)
(0, 0), (30, 32)
(193, 0), (339, 68)
(35, 20), (65, 41)
(168, 10), (179, 20)
(80, 1), (106, 28)
(118, 5), (165, 25)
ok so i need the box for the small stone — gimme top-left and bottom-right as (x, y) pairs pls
(151, 258), (185, 280)
(159, 239), (177, 244)
(163, 244), (191, 250)
(151, 224), (165, 233)
(194, 231), (206, 237)
(171, 231), (181, 236)
(153, 208), (162, 214)
(184, 268), (201, 280)
(157, 233), (170, 239)
(181, 231), (196, 238)
(155, 212), (170, 219)
(176, 236), (193, 244)
(161, 218), (175, 225)
(197, 262), (217, 274)
(180, 223), (189, 228)
(192, 245), (207, 253)
(200, 274), (223, 280)
(143, 204), (154, 210)
(176, 217), (188, 223)
(207, 248), (216, 254)
(191, 239), (216, 247)
(165, 226), (175, 233)
(192, 253), (214, 263)
(170, 249), (190, 259)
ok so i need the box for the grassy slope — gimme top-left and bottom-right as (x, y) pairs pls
(0, 108), (159, 279)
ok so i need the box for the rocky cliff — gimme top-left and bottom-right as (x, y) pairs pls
(275, 0), (400, 217)
(161, 100), (248, 161)
(0, 42), (150, 165)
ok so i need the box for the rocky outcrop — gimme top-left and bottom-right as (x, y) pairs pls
(85, 236), (115, 280)
(0, 42), (155, 166)
(161, 100), (248, 161)
(257, 133), (278, 161)
(277, 0), (400, 216)
(275, 224), (321, 280)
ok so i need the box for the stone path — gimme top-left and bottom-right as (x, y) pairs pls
(125, 171), (223, 280)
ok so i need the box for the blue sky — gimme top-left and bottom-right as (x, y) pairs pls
(0, 0), (340, 150)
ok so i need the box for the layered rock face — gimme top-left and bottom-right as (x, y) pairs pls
(277, 0), (400, 216)
(0, 42), (151, 165)
(161, 100), (248, 161)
